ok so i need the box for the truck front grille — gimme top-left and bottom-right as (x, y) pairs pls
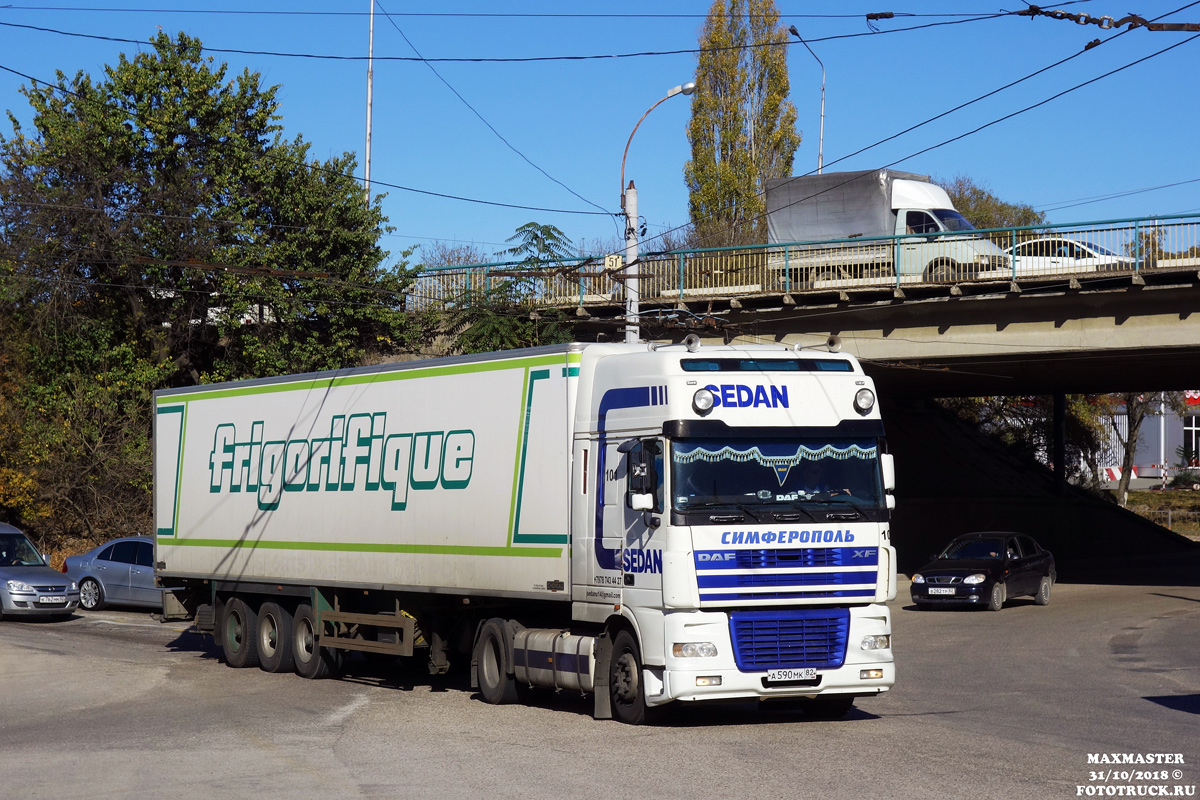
(729, 608), (850, 672)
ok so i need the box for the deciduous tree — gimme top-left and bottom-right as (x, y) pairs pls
(0, 33), (421, 542)
(685, 0), (799, 246)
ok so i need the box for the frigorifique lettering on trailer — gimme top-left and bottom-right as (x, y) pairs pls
(208, 415), (474, 511)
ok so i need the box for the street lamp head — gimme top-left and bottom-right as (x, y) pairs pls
(667, 81), (697, 99)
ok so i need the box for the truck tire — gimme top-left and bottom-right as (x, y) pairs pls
(609, 629), (654, 725)
(292, 603), (334, 679)
(257, 602), (295, 674)
(924, 260), (960, 283)
(222, 597), (261, 669)
(475, 618), (518, 704)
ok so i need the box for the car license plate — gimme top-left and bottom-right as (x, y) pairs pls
(928, 587), (955, 595)
(38, 596), (66, 604)
(767, 667), (817, 682)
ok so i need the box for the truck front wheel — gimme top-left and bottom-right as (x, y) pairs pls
(609, 629), (655, 725)
(474, 618), (518, 704)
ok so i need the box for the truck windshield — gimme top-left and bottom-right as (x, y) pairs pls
(671, 438), (884, 511)
(932, 209), (977, 232)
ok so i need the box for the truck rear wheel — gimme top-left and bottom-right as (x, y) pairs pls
(221, 597), (260, 669)
(475, 618), (518, 704)
(924, 260), (961, 283)
(257, 602), (295, 674)
(292, 603), (334, 679)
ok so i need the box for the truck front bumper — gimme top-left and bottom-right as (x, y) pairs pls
(645, 604), (894, 706)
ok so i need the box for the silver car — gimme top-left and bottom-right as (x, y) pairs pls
(63, 535), (160, 610)
(0, 523), (80, 620)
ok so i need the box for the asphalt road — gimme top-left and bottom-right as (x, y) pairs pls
(1, 578), (1197, 800)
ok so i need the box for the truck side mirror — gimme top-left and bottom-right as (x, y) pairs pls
(880, 453), (896, 492)
(629, 493), (654, 511)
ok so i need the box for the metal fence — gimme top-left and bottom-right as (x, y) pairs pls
(409, 213), (1200, 311)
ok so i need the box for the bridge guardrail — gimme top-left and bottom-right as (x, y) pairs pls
(409, 213), (1200, 311)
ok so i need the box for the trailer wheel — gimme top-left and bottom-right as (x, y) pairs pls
(609, 629), (653, 725)
(292, 603), (334, 679)
(222, 597), (260, 669)
(258, 602), (295, 674)
(474, 618), (518, 704)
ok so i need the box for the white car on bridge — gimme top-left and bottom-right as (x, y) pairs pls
(1000, 236), (1134, 279)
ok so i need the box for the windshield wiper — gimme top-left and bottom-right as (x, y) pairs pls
(809, 496), (867, 519)
(772, 502), (819, 522)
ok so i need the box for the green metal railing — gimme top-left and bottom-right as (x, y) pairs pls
(409, 213), (1200, 311)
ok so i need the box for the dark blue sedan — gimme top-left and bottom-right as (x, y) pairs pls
(910, 532), (1056, 611)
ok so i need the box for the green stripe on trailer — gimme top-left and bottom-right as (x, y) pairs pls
(156, 352), (582, 405)
(162, 538), (564, 558)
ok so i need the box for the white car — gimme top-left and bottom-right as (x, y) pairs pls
(1004, 237), (1134, 278)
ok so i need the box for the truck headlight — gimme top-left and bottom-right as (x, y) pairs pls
(673, 642), (718, 658)
(963, 573), (986, 584)
(853, 388), (875, 414)
(692, 388), (715, 415)
(861, 635), (891, 650)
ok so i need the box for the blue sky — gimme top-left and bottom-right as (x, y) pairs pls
(1, 2), (1198, 271)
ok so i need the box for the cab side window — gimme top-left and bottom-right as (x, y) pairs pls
(905, 211), (939, 235)
(625, 439), (664, 514)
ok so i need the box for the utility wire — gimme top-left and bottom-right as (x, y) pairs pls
(1036, 177), (1200, 213)
(0, 14), (1008, 65)
(0, 61), (612, 218)
(0, 7), (988, 20)
(373, 0), (610, 220)
(649, 16), (1200, 253)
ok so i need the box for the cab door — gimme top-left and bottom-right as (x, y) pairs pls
(618, 439), (665, 601)
(896, 210), (941, 277)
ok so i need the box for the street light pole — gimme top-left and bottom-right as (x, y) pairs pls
(788, 25), (825, 174)
(620, 81), (696, 344)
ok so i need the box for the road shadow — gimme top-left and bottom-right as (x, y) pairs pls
(1145, 694), (1200, 715)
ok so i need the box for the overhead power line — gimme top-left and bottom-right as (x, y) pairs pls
(0, 14), (1008, 65)
(373, 0), (610, 219)
(0, 61), (612, 219)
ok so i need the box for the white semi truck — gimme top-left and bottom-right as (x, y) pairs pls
(766, 169), (1010, 287)
(155, 339), (897, 723)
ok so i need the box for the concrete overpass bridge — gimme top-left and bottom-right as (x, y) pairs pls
(415, 215), (1200, 574)
(413, 212), (1200, 399)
